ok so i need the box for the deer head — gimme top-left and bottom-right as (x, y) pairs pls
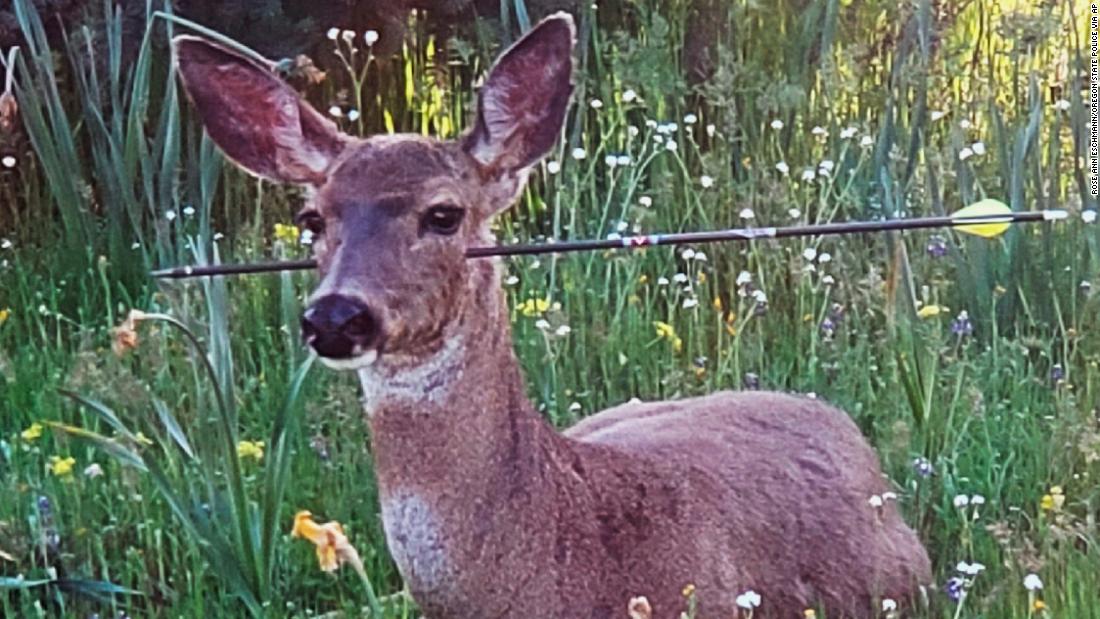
(174, 15), (574, 372)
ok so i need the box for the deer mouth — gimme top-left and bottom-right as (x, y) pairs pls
(315, 348), (380, 371)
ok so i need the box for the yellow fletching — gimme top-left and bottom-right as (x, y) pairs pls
(952, 199), (1012, 238)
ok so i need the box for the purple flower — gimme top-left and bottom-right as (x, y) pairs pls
(820, 317), (837, 338)
(1050, 364), (1065, 384)
(926, 235), (948, 258)
(912, 457), (934, 477)
(950, 310), (973, 337)
(943, 577), (965, 602)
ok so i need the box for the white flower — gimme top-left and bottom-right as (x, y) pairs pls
(860, 135), (874, 148)
(341, 29), (355, 43)
(165, 210), (177, 221)
(802, 247), (818, 262)
(665, 139), (678, 152)
(819, 159), (835, 172)
(775, 161), (790, 175)
(326, 27), (340, 40)
(1023, 573), (1043, 591)
(930, 110), (946, 121)
(958, 147), (974, 161)
(0, 238), (11, 250)
(657, 276), (670, 286)
(956, 561), (986, 576)
(83, 463), (103, 478)
(660, 122), (678, 133)
(590, 98), (603, 110)
(700, 175), (714, 188)
(971, 141), (986, 156)
(1, 155), (15, 168)
(639, 196), (653, 207)
(299, 229), (315, 246)
(970, 494), (986, 506)
(882, 599), (897, 611)
(694, 251), (707, 262)
(621, 88), (637, 103)
(787, 208), (801, 219)
(1082, 210), (1097, 224)
(213, 232), (224, 241)
(739, 208), (755, 220)
(736, 271), (753, 286)
(706, 124), (716, 137)
(616, 221), (629, 232)
(605, 154), (618, 168)
(953, 494), (970, 508)
(182, 205), (196, 217)
(347, 109), (361, 122)
(735, 590), (761, 609)
(504, 275), (519, 286)
(822, 275), (835, 285)
(568, 401), (582, 412)
(645, 119), (658, 129)
(627, 125), (639, 137)
(811, 125), (828, 137)
(751, 289), (767, 303)
(534, 319), (551, 330)
(131, 241), (141, 249)
(868, 495), (884, 507)
(818, 252), (831, 263)
(681, 249), (696, 260)
(555, 325), (572, 336)
(960, 119), (972, 129)
(770, 119), (784, 130)
(801, 168), (817, 182)
(606, 232), (622, 240)
(683, 113), (698, 125)
(364, 30), (380, 46)
(839, 126), (858, 139)
(546, 161), (561, 174)
(616, 155), (632, 166)
(1052, 99), (1070, 111)
(673, 273), (689, 284)
(328, 105), (343, 118)
(682, 298), (699, 309)
(571, 147), (587, 160)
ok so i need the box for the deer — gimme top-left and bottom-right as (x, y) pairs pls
(173, 13), (931, 618)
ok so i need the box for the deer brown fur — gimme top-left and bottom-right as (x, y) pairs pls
(174, 13), (931, 618)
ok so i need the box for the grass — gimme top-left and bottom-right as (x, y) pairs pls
(0, 0), (1097, 617)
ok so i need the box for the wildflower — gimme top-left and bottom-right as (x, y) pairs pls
(775, 161), (790, 175)
(682, 298), (699, 309)
(504, 275), (519, 286)
(546, 161), (561, 175)
(953, 494), (970, 508)
(1052, 99), (1070, 111)
(627, 125), (640, 137)
(751, 289), (768, 304)
(958, 147), (974, 161)
(839, 126), (857, 139)
(770, 119), (784, 130)
(956, 561), (985, 576)
(818, 159), (835, 173)
(916, 304), (945, 318)
(627, 596), (652, 619)
(621, 89), (637, 103)
(912, 457), (934, 477)
(518, 298), (550, 317)
(1040, 486), (1064, 511)
(347, 109), (360, 122)
(930, 110), (947, 121)
(0, 238), (10, 250)
(589, 98), (603, 110)
(657, 276), (670, 286)
(818, 252), (831, 263)
(683, 113), (698, 125)
(340, 30), (355, 43)
(237, 440), (265, 462)
(1083, 210), (1097, 224)
(1023, 573), (1043, 591)
(326, 28), (340, 41)
(804, 610), (817, 618)
(21, 422), (43, 442)
(682, 584), (696, 597)
(364, 30), (379, 46)
(822, 275), (835, 285)
(681, 249), (696, 260)
(165, 209), (177, 221)
(1033, 599), (1047, 612)
(787, 208), (801, 219)
(868, 495), (884, 508)
(739, 208), (755, 220)
(926, 235), (948, 257)
(328, 105), (343, 118)
(604, 154), (618, 168)
(820, 317), (836, 338)
(1, 156), (15, 168)
(706, 124), (716, 137)
(735, 590), (761, 609)
(971, 141), (986, 156)
(736, 271), (753, 287)
(0, 307), (9, 326)
(700, 175), (714, 188)
(951, 310), (973, 337)
(943, 576), (965, 602)
(743, 373), (760, 389)
(860, 135), (874, 148)
(802, 247), (817, 262)
(664, 139), (678, 152)
(960, 119), (972, 129)
(112, 309), (149, 356)
(882, 599), (897, 611)
(291, 510), (362, 573)
(673, 273), (689, 284)
(554, 325), (571, 337)
(811, 126), (827, 137)
(300, 229), (315, 246)
(694, 251), (707, 262)
(801, 168), (816, 182)
(571, 147), (587, 160)
(182, 205), (196, 217)
(48, 456), (76, 478)
(971, 495), (986, 506)
(274, 223), (300, 244)
(83, 463), (104, 478)
(639, 196), (652, 207)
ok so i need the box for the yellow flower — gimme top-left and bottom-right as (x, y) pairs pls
(274, 223), (300, 244)
(134, 432), (154, 446)
(696, 271), (707, 284)
(1040, 486), (1065, 511)
(0, 308), (10, 326)
(803, 313), (814, 322)
(712, 296), (723, 312)
(638, 274), (649, 285)
(237, 440), (265, 462)
(681, 583), (695, 597)
(518, 297), (551, 317)
(1033, 599), (1046, 611)
(916, 304), (947, 318)
(21, 422), (43, 442)
(292, 510), (360, 573)
(804, 610), (818, 619)
(48, 456), (76, 478)
(653, 321), (677, 340)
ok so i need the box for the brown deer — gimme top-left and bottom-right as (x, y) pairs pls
(174, 13), (931, 618)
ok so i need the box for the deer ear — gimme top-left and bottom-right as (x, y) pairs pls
(173, 36), (346, 185)
(462, 13), (575, 175)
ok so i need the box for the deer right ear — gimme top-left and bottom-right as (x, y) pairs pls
(173, 36), (346, 185)
(462, 13), (575, 177)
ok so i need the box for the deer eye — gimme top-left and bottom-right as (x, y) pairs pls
(421, 205), (465, 236)
(295, 211), (325, 235)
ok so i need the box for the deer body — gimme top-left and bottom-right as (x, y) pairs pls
(174, 13), (930, 617)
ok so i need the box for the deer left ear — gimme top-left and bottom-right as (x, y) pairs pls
(462, 13), (575, 177)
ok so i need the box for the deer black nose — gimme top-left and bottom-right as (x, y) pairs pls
(301, 295), (378, 359)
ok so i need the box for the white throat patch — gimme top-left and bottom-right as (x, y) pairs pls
(357, 335), (466, 415)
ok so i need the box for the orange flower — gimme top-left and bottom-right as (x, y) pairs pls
(112, 309), (149, 356)
(291, 510), (361, 573)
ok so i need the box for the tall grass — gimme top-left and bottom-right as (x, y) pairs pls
(0, 0), (1096, 617)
